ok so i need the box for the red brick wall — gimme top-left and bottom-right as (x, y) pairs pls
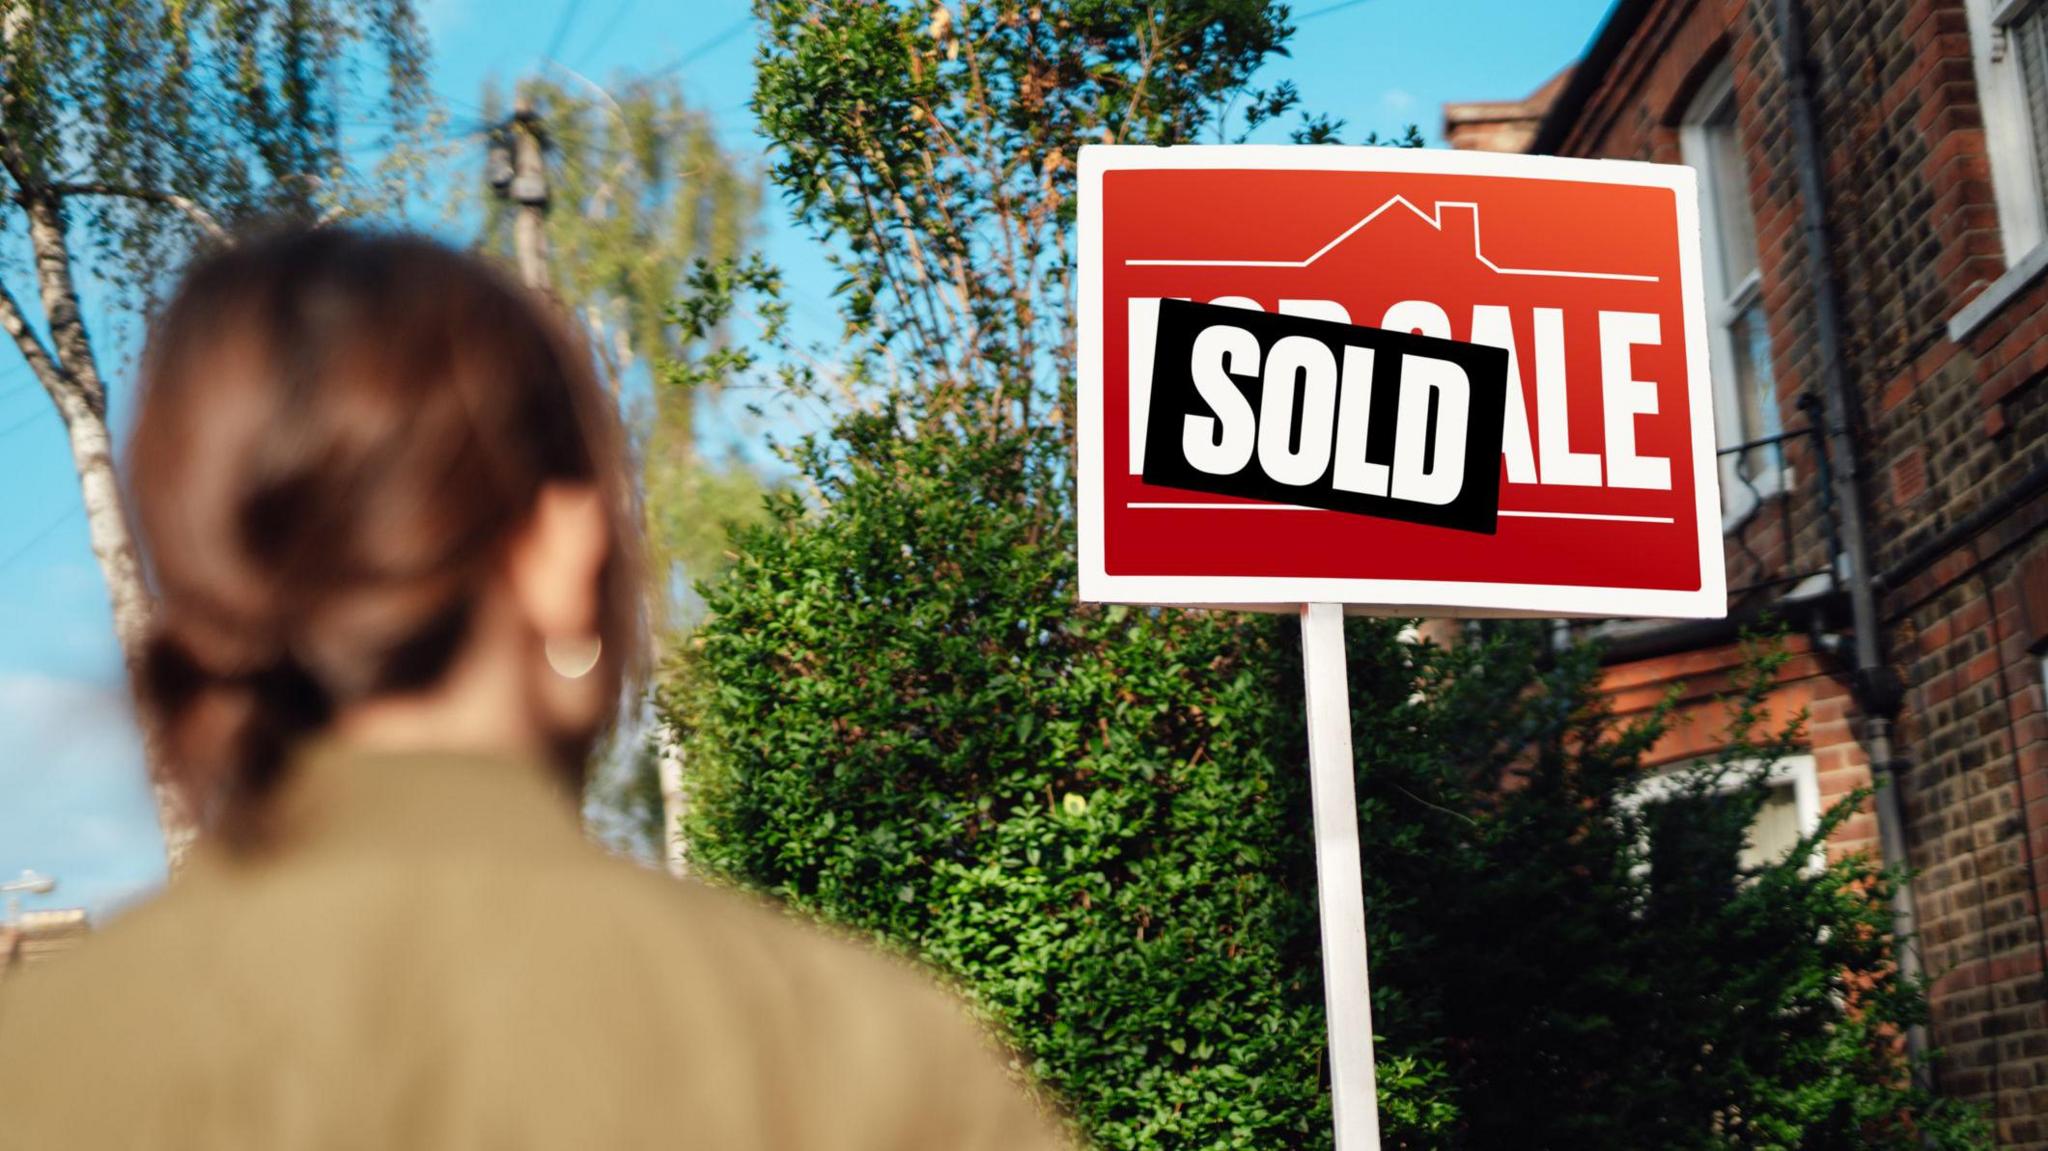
(1537, 0), (2048, 1141)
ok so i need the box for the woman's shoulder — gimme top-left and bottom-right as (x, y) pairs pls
(566, 854), (969, 1031)
(0, 872), (264, 1145)
(0, 847), (1070, 1150)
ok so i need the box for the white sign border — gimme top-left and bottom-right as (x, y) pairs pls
(1075, 144), (1726, 620)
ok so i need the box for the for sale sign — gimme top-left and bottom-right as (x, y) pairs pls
(1076, 146), (1725, 618)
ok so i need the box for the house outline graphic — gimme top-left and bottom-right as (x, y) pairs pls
(1125, 195), (1660, 283)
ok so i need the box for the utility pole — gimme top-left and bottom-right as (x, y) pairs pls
(491, 92), (552, 293)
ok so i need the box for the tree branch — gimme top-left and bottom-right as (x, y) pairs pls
(0, 272), (67, 403)
(39, 182), (230, 244)
(22, 194), (109, 415)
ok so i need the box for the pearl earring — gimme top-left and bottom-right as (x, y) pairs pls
(544, 635), (603, 679)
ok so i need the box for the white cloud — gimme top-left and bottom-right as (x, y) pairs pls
(1381, 89), (1416, 113)
(0, 674), (164, 920)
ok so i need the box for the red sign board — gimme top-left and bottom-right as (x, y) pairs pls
(1076, 146), (1725, 619)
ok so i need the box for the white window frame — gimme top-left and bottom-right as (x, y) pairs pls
(1952, 0), (2048, 336)
(1970, 0), (2048, 260)
(1621, 753), (1825, 875)
(1679, 63), (1785, 529)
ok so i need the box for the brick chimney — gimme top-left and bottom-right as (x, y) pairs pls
(1443, 65), (1573, 154)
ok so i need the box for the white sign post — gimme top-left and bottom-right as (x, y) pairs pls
(1075, 145), (1723, 1150)
(1300, 602), (1379, 1150)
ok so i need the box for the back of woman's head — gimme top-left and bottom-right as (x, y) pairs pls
(130, 228), (643, 841)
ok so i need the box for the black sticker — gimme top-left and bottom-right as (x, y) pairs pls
(1140, 299), (1510, 535)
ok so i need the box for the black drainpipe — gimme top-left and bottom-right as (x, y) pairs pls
(1770, 0), (1932, 1084)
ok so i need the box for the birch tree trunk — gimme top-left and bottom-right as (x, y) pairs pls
(0, 192), (195, 867)
(0, 0), (427, 873)
(655, 727), (688, 878)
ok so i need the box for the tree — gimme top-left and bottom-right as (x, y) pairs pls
(474, 70), (764, 634)
(753, 0), (1309, 426)
(0, 0), (431, 860)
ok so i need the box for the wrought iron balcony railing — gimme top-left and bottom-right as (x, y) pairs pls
(1717, 392), (1842, 603)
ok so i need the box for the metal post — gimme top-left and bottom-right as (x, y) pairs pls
(1299, 602), (1381, 1150)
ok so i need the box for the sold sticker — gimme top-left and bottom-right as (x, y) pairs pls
(1140, 299), (1509, 534)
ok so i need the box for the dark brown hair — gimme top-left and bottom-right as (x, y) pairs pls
(129, 228), (644, 840)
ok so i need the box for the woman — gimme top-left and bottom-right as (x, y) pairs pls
(0, 229), (1066, 1151)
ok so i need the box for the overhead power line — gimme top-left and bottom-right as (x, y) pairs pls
(0, 405), (49, 441)
(1297, 0), (1375, 19)
(574, 0), (637, 67)
(650, 2), (1345, 82)
(0, 505), (77, 576)
(651, 14), (754, 76)
(541, 0), (586, 65)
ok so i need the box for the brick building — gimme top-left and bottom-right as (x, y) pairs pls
(1443, 66), (1574, 153)
(1448, 0), (2048, 1142)
(0, 909), (88, 980)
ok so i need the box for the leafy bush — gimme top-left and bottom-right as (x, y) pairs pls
(670, 407), (1454, 1147)
(1352, 633), (1988, 1150)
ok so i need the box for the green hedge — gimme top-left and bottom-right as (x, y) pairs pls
(670, 410), (1434, 1146)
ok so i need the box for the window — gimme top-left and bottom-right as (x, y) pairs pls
(1740, 775), (1812, 870)
(2012, 5), (2048, 212)
(1967, 0), (2048, 262)
(1948, 0), (2048, 337)
(1680, 64), (1784, 526)
(1624, 755), (1824, 876)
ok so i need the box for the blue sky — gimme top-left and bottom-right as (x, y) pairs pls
(0, 0), (1614, 920)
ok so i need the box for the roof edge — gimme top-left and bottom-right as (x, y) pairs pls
(1530, 0), (1657, 155)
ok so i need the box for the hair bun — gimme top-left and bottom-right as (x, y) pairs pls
(142, 624), (333, 837)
